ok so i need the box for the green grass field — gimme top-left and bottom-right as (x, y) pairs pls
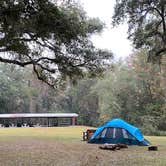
(0, 126), (165, 166)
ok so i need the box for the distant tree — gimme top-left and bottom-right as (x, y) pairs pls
(0, 0), (112, 87)
(90, 49), (166, 134)
(65, 79), (100, 126)
(0, 64), (35, 113)
(113, 0), (166, 63)
(129, 50), (166, 134)
(0, 64), (64, 114)
(93, 62), (140, 125)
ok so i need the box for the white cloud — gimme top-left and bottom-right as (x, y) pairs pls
(79, 0), (133, 59)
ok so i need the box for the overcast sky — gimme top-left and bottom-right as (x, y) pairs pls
(79, 0), (133, 59)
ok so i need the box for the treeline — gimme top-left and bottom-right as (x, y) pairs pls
(0, 50), (165, 135)
(65, 50), (166, 135)
(0, 64), (65, 114)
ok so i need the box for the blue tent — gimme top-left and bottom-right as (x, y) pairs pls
(88, 119), (150, 146)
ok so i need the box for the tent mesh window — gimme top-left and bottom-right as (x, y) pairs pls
(122, 129), (129, 138)
(101, 128), (107, 138)
(97, 127), (137, 140)
(105, 128), (114, 138)
(126, 131), (136, 140)
(115, 128), (123, 138)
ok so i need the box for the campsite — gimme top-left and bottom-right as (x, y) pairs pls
(0, 0), (166, 166)
(88, 119), (150, 145)
(0, 126), (166, 166)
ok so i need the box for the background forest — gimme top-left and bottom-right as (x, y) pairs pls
(0, 49), (165, 135)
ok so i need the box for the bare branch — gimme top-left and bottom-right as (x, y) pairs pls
(33, 65), (55, 88)
(0, 56), (33, 67)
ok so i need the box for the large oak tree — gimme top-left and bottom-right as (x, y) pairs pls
(0, 0), (112, 87)
(113, 0), (166, 63)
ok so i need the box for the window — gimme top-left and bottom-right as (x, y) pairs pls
(127, 132), (136, 140)
(101, 128), (107, 138)
(115, 128), (123, 138)
(122, 129), (136, 140)
(105, 128), (114, 138)
(122, 129), (129, 138)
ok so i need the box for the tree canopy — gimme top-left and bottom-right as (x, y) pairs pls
(0, 0), (112, 87)
(113, 0), (166, 63)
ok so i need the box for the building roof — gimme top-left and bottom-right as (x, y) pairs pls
(0, 113), (78, 118)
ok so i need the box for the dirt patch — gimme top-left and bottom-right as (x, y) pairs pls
(0, 138), (166, 166)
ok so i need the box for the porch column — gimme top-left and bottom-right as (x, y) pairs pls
(71, 117), (76, 126)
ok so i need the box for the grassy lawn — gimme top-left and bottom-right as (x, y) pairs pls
(0, 126), (91, 142)
(0, 127), (165, 166)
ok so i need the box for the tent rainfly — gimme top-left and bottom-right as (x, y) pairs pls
(88, 119), (150, 146)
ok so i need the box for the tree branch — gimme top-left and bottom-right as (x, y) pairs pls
(0, 56), (33, 66)
(33, 65), (55, 88)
